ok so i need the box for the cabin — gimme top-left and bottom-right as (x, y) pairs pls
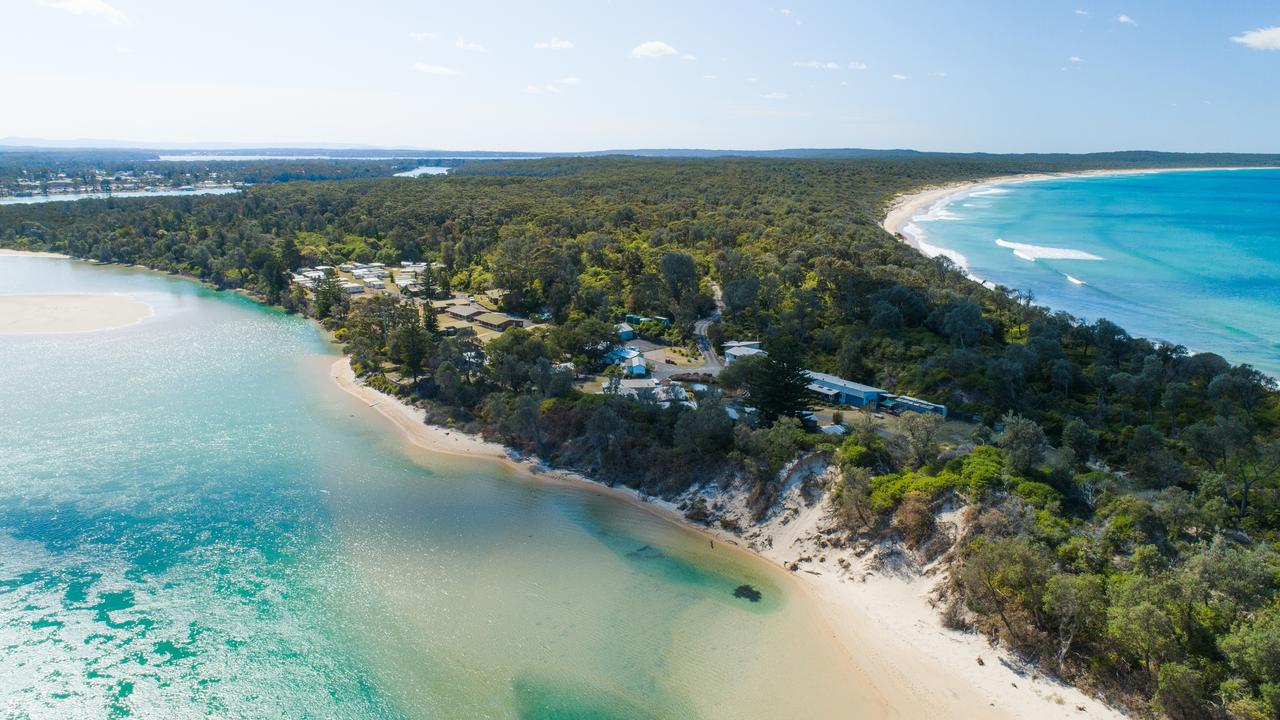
(431, 299), (464, 314)
(475, 312), (519, 331)
(615, 322), (636, 341)
(881, 395), (948, 418)
(604, 346), (642, 365)
(803, 370), (885, 408)
(340, 282), (364, 294)
(618, 377), (658, 398)
(364, 278), (385, 290)
(624, 356), (649, 377)
(723, 340), (765, 365)
(446, 305), (486, 321)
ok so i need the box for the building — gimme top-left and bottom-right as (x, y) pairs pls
(603, 346), (642, 365)
(723, 340), (765, 365)
(617, 377), (658, 398)
(803, 370), (885, 408)
(615, 322), (636, 341)
(881, 395), (948, 418)
(625, 356), (649, 377)
(446, 305), (486, 321)
(340, 282), (365, 294)
(475, 312), (519, 331)
(364, 278), (385, 290)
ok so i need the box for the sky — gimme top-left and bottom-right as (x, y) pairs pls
(2, 0), (1279, 152)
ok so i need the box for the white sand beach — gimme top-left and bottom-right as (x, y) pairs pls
(0, 249), (70, 259)
(881, 166), (1280, 246)
(0, 293), (154, 334)
(328, 356), (1128, 719)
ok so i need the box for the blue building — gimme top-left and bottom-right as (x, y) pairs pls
(803, 370), (885, 408)
(615, 322), (636, 341)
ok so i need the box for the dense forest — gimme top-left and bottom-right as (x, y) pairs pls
(3, 155), (1279, 718)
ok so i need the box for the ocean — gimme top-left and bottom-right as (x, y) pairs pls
(0, 255), (866, 718)
(903, 168), (1280, 375)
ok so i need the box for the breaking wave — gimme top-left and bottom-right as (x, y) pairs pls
(995, 238), (1104, 261)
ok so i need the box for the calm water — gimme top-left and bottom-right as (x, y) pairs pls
(905, 169), (1280, 374)
(393, 167), (451, 177)
(0, 188), (239, 205)
(0, 256), (865, 718)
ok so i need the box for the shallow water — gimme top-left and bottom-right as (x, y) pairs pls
(906, 169), (1280, 374)
(0, 255), (867, 718)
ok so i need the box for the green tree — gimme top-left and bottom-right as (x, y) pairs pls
(1043, 573), (1106, 665)
(997, 412), (1046, 474)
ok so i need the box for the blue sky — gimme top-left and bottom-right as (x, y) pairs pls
(3, 0), (1279, 152)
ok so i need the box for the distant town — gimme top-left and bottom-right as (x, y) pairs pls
(0, 168), (236, 199)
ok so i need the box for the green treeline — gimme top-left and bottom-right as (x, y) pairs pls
(3, 156), (1279, 717)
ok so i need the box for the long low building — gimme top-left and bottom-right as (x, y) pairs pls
(881, 394), (948, 418)
(803, 370), (885, 407)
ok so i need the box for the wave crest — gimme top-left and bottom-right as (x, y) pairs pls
(995, 238), (1103, 261)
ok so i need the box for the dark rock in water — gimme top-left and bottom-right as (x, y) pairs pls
(733, 584), (762, 602)
(626, 544), (667, 561)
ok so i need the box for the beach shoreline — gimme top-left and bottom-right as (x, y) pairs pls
(880, 166), (1280, 259)
(327, 355), (1126, 719)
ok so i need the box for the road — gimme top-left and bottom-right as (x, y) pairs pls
(691, 281), (724, 375)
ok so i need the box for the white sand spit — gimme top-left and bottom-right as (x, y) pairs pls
(0, 293), (153, 334)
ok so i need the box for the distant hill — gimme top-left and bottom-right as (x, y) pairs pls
(3, 141), (1280, 168)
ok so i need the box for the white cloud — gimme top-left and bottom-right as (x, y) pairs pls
(115, 44), (133, 54)
(558, 76), (581, 85)
(1075, 9), (1089, 16)
(780, 8), (792, 16)
(455, 37), (487, 52)
(413, 63), (463, 76)
(408, 31), (437, 42)
(38, 0), (128, 26)
(703, 74), (718, 80)
(1231, 27), (1280, 50)
(1116, 14), (1136, 25)
(932, 71), (948, 77)
(849, 62), (867, 70)
(891, 73), (908, 80)
(793, 60), (840, 70)
(747, 76), (758, 83)
(761, 92), (787, 100)
(534, 37), (574, 50)
(681, 54), (698, 61)
(631, 40), (678, 58)
(1069, 55), (1084, 63)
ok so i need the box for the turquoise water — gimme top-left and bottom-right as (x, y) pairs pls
(905, 169), (1280, 375)
(0, 256), (866, 718)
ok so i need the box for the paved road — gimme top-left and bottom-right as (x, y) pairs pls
(691, 281), (724, 375)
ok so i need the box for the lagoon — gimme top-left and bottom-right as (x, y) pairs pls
(0, 254), (869, 718)
(0, 187), (239, 206)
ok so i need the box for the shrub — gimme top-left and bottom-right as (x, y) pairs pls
(961, 445), (1007, 498)
(869, 469), (963, 512)
(1014, 481), (1063, 511)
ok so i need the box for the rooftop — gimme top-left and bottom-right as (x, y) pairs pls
(803, 370), (884, 395)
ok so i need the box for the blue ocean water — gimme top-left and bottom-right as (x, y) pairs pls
(0, 256), (866, 718)
(905, 169), (1280, 375)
